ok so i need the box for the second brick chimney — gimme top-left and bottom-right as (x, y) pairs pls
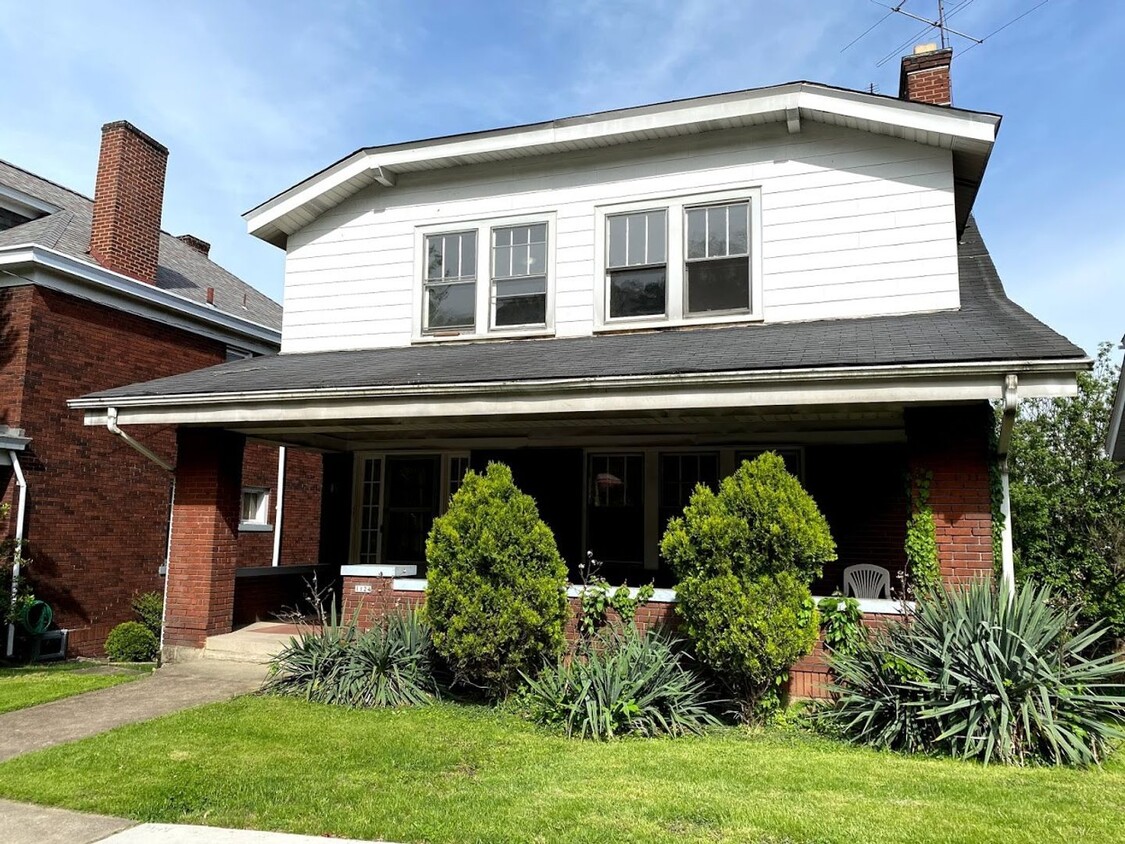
(90, 121), (169, 283)
(899, 44), (953, 106)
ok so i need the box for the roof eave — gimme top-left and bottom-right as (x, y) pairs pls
(244, 83), (1000, 246)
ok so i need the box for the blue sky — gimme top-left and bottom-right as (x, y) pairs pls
(1, 1), (1120, 355)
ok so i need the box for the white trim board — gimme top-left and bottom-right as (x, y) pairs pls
(0, 245), (280, 353)
(244, 83), (1000, 246)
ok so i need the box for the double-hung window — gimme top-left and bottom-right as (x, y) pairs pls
(491, 223), (548, 328)
(597, 189), (759, 329)
(423, 230), (477, 332)
(606, 210), (667, 319)
(685, 200), (750, 314)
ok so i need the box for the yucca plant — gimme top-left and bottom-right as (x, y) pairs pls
(822, 580), (1125, 765)
(519, 629), (720, 739)
(264, 603), (440, 708)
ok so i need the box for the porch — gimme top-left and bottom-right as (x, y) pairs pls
(153, 399), (996, 668)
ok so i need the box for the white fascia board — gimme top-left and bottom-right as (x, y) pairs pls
(1107, 363), (1125, 460)
(0, 245), (280, 354)
(73, 359), (1084, 428)
(244, 84), (999, 243)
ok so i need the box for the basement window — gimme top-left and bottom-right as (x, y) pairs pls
(239, 488), (272, 531)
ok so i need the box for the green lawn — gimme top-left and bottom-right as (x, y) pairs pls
(0, 698), (1120, 843)
(0, 662), (149, 714)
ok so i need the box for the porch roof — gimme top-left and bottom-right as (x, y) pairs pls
(72, 220), (1085, 415)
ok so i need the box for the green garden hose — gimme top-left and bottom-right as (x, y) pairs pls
(18, 599), (52, 635)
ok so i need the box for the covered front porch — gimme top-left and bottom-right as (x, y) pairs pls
(147, 396), (999, 659)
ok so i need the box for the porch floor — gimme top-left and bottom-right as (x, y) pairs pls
(203, 622), (302, 665)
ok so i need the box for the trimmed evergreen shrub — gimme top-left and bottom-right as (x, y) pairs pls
(821, 580), (1125, 765)
(519, 628), (720, 739)
(131, 591), (163, 637)
(425, 462), (569, 699)
(104, 621), (159, 662)
(661, 453), (837, 718)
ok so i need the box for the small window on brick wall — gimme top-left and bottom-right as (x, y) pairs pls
(240, 487), (271, 531)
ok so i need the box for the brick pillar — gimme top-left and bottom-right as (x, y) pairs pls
(905, 404), (994, 584)
(164, 428), (245, 650)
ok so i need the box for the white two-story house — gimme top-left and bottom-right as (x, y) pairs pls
(71, 47), (1086, 667)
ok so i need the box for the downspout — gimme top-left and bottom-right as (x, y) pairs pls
(271, 446), (286, 567)
(996, 374), (1019, 594)
(5, 452), (28, 658)
(106, 408), (175, 657)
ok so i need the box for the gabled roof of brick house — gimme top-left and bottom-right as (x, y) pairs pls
(78, 218), (1084, 403)
(0, 158), (281, 331)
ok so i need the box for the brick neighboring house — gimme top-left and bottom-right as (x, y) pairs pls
(72, 50), (1089, 693)
(0, 121), (323, 656)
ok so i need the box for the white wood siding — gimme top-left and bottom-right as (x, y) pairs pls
(281, 123), (958, 353)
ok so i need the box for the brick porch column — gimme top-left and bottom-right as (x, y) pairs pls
(164, 428), (245, 651)
(905, 404), (994, 584)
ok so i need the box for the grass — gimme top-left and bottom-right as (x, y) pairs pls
(0, 698), (1121, 843)
(0, 661), (149, 714)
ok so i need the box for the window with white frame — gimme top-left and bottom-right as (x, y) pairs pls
(423, 230), (477, 332)
(240, 488), (270, 528)
(491, 223), (548, 328)
(447, 455), (470, 503)
(684, 200), (751, 314)
(597, 189), (759, 329)
(606, 209), (667, 319)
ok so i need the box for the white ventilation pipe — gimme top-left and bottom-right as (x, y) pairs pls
(6, 451), (28, 658)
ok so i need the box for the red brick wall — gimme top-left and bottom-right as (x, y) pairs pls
(0, 285), (320, 655)
(906, 404), (995, 583)
(164, 428), (244, 648)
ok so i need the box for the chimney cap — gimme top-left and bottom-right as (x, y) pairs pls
(913, 43), (939, 55)
(100, 120), (169, 156)
(177, 234), (211, 257)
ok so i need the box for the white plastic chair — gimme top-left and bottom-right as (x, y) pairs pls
(843, 564), (891, 600)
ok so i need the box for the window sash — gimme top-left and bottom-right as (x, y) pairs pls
(491, 223), (548, 328)
(240, 489), (269, 524)
(423, 231), (477, 331)
(684, 200), (751, 315)
(607, 210), (667, 269)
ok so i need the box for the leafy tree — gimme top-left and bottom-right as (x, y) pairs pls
(1009, 342), (1125, 641)
(424, 462), (569, 699)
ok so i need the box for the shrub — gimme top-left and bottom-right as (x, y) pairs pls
(821, 580), (1125, 765)
(131, 591), (163, 637)
(519, 629), (720, 739)
(105, 621), (159, 662)
(661, 453), (835, 717)
(425, 462), (568, 699)
(264, 608), (440, 708)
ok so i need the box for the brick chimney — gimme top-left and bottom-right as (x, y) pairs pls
(90, 121), (169, 283)
(177, 234), (211, 257)
(899, 44), (953, 106)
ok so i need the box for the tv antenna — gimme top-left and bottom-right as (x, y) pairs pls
(880, 1), (982, 50)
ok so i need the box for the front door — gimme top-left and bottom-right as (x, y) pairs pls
(381, 455), (441, 568)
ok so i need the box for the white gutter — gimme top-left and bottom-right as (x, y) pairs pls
(996, 374), (1019, 593)
(6, 451), (28, 658)
(106, 408), (175, 658)
(70, 357), (1089, 412)
(0, 245), (280, 353)
(271, 447), (286, 567)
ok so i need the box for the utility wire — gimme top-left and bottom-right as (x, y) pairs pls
(958, 0), (1049, 56)
(842, 10), (894, 53)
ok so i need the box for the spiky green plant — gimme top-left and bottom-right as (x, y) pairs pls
(264, 605), (440, 708)
(822, 580), (1125, 765)
(518, 629), (720, 739)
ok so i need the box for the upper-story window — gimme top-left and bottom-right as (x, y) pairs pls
(606, 210), (667, 319)
(597, 187), (761, 330)
(685, 201), (750, 314)
(415, 215), (554, 341)
(491, 223), (547, 328)
(424, 230), (477, 332)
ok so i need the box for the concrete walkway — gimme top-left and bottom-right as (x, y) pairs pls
(0, 658), (267, 762)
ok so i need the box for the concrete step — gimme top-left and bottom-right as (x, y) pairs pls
(200, 623), (298, 665)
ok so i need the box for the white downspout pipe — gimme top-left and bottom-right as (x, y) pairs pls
(271, 447), (286, 567)
(997, 375), (1019, 595)
(106, 407), (175, 657)
(6, 451), (28, 658)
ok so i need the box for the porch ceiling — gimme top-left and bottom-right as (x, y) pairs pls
(232, 403), (909, 452)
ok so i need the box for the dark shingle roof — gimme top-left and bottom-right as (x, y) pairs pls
(83, 218), (1084, 403)
(0, 159), (281, 331)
